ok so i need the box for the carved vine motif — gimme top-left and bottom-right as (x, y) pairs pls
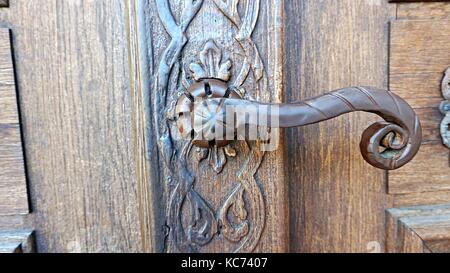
(441, 67), (450, 148)
(154, 0), (266, 253)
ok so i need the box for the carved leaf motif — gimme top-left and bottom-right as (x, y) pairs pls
(200, 40), (222, 77)
(224, 146), (237, 157)
(250, 43), (264, 82)
(218, 60), (232, 82)
(195, 145), (236, 172)
(190, 40), (231, 82)
(209, 146), (227, 174)
(218, 184), (250, 243)
(186, 190), (218, 247)
(189, 63), (207, 81)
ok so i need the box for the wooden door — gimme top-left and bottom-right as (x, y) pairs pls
(0, 0), (449, 253)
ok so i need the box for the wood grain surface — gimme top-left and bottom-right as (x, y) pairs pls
(389, 19), (450, 195)
(390, 20), (450, 75)
(389, 145), (450, 194)
(285, 0), (396, 252)
(0, 230), (34, 253)
(387, 204), (450, 253)
(397, 2), (450, 20)
(0, 28), (28, 216)
(0, 1), (154, 252)
(393, 190), (450, 207)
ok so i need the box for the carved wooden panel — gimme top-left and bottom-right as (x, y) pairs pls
(145, 0), (286, 253)
(389, 19), (450, 195)
(387, 204), (450, 253)
(0, 28), (28, 215)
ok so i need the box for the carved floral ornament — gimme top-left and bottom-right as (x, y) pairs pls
(186, 40), (238, 174)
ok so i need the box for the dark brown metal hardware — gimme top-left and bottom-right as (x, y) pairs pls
(176, 79), (422, 171)
(176, 79), (242, 149)
(441, 67), (450, 148)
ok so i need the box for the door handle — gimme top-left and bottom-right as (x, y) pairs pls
(176, 78), (422, 170)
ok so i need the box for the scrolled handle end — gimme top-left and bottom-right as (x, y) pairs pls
(360, 119), (421, 170)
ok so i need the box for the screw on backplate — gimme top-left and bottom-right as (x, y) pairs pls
(441, 101), (450, 114)
(204, 81), (212, 96)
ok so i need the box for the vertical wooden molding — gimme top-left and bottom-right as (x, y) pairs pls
(144, 0), (287, 253)
(124, 0), (159, 253)
(0, 28), (29, 215)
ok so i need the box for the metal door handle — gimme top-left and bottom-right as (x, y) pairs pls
(176, 78), (422, 170)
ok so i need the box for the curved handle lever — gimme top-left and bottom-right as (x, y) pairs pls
(176, 79), (422, 170)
